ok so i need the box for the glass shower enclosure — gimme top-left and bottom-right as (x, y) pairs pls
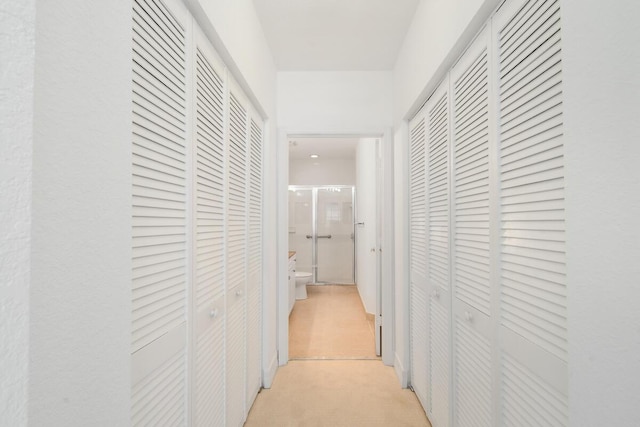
(288, 186), (355, 284)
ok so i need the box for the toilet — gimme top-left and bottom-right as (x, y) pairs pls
(295, 271), (312, 300)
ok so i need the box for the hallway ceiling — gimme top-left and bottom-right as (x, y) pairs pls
(252, 0), (420, 70)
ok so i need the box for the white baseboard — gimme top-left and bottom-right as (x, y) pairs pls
(394, 352), (409, 388)
(262, 352), (278, 389)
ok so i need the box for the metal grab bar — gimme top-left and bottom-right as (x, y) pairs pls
(305, 234), (332, 239)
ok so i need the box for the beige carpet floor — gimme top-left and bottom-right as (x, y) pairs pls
(244, 360), (431, 427)
(288, 285), (378, 359)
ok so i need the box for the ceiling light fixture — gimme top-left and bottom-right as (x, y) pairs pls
(309, 154), (319, 158)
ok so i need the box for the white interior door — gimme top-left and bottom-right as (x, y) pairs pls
(426, 79), (451, 427)
(409, 110), (428, 409)
(450, 26), (494, 427)
(131, 0), (189, 424)
(192, 24), (227, 426)
(246, 112), (263, 405)
(494, 0), (568, 424)
(225, 78), (249, 427)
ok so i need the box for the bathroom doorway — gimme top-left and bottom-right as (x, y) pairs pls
(278, 132), (394, 365)
(288, 185), (355, 284)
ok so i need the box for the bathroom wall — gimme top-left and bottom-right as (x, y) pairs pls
(289, 157), (355, 186)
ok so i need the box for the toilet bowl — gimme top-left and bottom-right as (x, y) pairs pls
(295, 271), (312, 300)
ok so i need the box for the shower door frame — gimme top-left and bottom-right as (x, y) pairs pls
(288, 185), (356, 284)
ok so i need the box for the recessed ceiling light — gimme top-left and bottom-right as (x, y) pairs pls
(310, 154), (319, 158)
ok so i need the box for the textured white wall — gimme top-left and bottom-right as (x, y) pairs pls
(278, 71), (393, 131)
(562, 0), (640, 424)
(0, 1), (35, 425)
(289, 158), (356, 186)
(355, 139), (378, 314)
(28, 1), (132, 425)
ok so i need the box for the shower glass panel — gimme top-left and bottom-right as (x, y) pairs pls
(288, 186), (355, 284)
(288, 188), (313, 275)
(316, 187), (354, 284)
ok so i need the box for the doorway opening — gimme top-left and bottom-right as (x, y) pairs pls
(277, 131), (394, 366)
(286, 136), (379, 360)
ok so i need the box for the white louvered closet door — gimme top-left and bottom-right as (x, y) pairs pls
(409, 108), (428, 409)
(226, 78), (249, 427)
(131, 0), (189, 425)
(450, 27), (494, 427)
(246, 112), (263, 405)
(495, 0), (568, 425)
(426, 79), (451, 427)
(193, 24), (227, 427)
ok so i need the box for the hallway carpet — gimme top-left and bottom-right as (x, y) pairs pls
(289, 285), (377, 359)
(244, 360), (431, 427)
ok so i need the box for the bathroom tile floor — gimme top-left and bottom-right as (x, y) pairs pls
(288, 284), (378, 359)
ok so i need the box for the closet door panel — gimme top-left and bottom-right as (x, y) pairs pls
(246, 114), (264, 403)
(131, 0), (189, 424)
(193, 26), (226, 427)
(409, 110), (429, 409)
(495, 0), (568, 424)
(226, 78), (249, 427)
(426, 80), (451, 427)
(451, 27), (493, 427)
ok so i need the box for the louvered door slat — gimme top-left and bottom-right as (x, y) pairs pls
(501, 354), (568, 426)
(246, 115), (263, 403)
(132, 0), (186, 354)
(499, 0), (567, 363)
(131, 1), (187, 425)
(132, 348), (186, 426)
(195, 47), (225, 308)
(195, 300), (225, 426)
(409, 111), (428, 408)
(455, 320), (492, 427)
(454, 45), (491, 316)
(430, 297), (450, 427)
(193, 33), (226, 427)
(428, 93), (450, 294)
(449, 27), (495, 427)
(226, 83), (249, 427)
(426, 80), (451, 427)
(495, 0), (568, 425)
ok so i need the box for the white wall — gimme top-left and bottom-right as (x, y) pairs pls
(393, 0), (500, 125)
(562, 0), (640, 424)
(188, 0), (280, 386)
(28, 1), (132, 425)
(289, 158), (356, 186)
(0, 1), (35, 424)
(355, 139), (378, 314)
(278, 71), (393, 131)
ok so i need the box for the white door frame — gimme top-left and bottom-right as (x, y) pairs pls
(276, 128), (394, 366)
